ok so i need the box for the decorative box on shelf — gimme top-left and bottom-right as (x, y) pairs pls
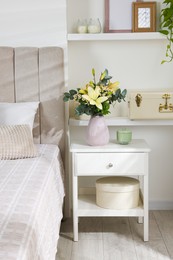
(129, 91), (173, 120)
(96, 176), (140, 210)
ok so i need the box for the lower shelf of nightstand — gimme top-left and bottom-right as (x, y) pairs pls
(78, 194), (144, 217)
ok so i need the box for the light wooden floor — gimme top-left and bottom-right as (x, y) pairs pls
(56, 211), (173, 260)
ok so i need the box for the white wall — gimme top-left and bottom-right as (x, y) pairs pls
(0, 0), (67, 47)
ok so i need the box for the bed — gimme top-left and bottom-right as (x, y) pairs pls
(0, 47), (65, 260)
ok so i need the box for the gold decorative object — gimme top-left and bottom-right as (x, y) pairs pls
(159, 94), (173, 113)
(135, 93), (142, 107)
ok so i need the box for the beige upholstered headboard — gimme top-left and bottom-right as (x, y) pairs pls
(0, 47), (65, 159)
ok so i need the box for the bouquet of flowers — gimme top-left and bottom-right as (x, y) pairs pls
(63, 68), (127, 117)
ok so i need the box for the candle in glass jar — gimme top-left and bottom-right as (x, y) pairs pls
(88, 18), (101, 33)
(88, 25), (100, 33)
(77, 19), (88, 33)
(77, 25), (87, 33)
(117, 129), (132, 145)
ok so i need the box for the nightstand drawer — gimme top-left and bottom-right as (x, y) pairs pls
(74, 153), (145, 176)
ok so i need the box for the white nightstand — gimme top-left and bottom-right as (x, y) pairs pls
(70, 139), (151, 242)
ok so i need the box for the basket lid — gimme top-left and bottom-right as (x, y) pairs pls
(96, 177), (139, 192)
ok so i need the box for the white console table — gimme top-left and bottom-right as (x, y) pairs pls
(70, 139), (151, 242)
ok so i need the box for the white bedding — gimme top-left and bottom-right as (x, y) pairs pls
(0, 144), (65, 260)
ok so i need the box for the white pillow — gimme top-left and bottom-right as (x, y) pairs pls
(0, 124), (38, 160)
(0, 102), (39, 129)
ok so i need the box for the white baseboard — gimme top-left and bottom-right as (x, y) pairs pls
(149, 201), (173, 210)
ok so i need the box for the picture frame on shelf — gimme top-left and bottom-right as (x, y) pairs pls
(132, 2), (156, 32)
(105, 0), (134, 33)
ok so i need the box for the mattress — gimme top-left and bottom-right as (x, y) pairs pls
(0, 144), (65, 260)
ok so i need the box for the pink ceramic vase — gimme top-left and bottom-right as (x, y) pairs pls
(86, 116), (109, 146)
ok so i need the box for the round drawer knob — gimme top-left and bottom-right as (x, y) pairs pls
(108, 163), (113, 168)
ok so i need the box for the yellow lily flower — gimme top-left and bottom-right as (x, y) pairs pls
(107, 81), (119, 93)
(82, 86), (108, 110)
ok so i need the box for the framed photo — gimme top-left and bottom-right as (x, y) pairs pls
(105, 0), (134, 33)
(132, 2), (156, 32)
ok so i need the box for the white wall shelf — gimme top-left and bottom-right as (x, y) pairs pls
(69, 117), (173, 126)
(78, 194), (144, 217)
(68, 32), (166, 41)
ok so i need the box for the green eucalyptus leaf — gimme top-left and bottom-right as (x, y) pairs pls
(64, 92), (70, 97)
(69, 89), (77, 96)
(115, 88), (121, 98)
(122, 89), (127, 98)
(104, 69), (108, 76)
(69, 95), (74, 100)
(100, 79), (108, 85)
(63, 96), (69, 102)
(75, 104), (85, 116)
(104, 75), (112, 80)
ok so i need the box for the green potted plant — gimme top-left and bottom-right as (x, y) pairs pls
(159, 0), (173, 63)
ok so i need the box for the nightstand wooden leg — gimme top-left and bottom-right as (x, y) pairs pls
(144, 214), (148, 242)
(143, 174), (149, 241)
(138, 176), (143, 224)
(73, 175), (78, 241)
(73, 215), (78, 241)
